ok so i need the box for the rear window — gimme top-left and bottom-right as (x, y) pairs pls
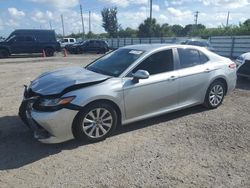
(178, 48), (209, 68)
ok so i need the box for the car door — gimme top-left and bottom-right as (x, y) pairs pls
(9, 36), (25, 53)
(177, 48), (211, 107)
(88, 40), (96, 52)
(123, 49), (180, 120)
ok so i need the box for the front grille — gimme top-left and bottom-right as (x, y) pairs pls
(238, 60), (250, 75)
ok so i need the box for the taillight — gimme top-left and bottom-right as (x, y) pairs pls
(229, 63), (237, 69)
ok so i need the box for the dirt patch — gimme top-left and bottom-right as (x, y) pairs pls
(0, 55), (249, 188)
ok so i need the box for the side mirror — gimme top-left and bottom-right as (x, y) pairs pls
(132, 70), (149, 83)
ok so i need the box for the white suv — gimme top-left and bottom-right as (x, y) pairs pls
(60, 38), (76, 48)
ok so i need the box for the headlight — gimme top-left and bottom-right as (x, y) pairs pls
(34, 96), (76, 111)
(236, 56), (244, 63)
(40, 96), (75, 107)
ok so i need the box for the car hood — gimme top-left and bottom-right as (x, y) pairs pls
(29, 67), (110, 96)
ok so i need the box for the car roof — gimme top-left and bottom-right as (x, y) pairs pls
(121, 44), (204, 52)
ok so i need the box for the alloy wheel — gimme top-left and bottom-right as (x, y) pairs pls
(82, 108), (113, 138)
(209, 84), (224, 107)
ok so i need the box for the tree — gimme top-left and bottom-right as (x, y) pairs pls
(138, 18), (161, 37)
(101, 7), (119, 37)
(118, 27), (137, 37)
(160, 23), (174, 37)
(171, 25), (184, 36)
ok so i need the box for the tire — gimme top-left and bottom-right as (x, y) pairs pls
(0, 49), (9, 58)
(76, 47), (83, 54)
(73, 102), (118, 142)
(204, 80), (226, 109)
(44, 48), (54, 57)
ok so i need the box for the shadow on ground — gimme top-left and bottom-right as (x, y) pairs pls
(0, 105), (206, 170)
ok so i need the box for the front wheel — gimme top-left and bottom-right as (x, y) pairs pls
(73, 102), (118, 142)
(204, 80), (226, 109)
(0, 49), (9, 58)
(44, 48), (55, 57)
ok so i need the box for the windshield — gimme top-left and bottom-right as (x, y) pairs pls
(86, 48), (144, 77)
(5, 34), (15, 42)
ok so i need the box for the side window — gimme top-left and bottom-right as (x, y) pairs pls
(69, 39), (74, 42)
(25, 36), (35, 42)
(63, 39), (68, 43)
(199, 51), (209, 64)
(89, 41), (95, 47)
(14, 36), (25, 42)
(178, 48), (201, 68)
(132, 49), (174, 75)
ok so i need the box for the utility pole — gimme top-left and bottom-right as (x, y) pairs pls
(49, 21), (52, 30)
(194, 11), (199, 25)
(226, 11), (230, 27)
(149, 0), (152, 21)
(80, 4), (85, 39)
(89, 11), (91, 33)
(61, 14), (65, 37)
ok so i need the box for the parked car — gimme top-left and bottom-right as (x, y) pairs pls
(60, 38), (76, 48)
(235, 52), (250, 78)
(68, 40), (109, 54)
(0, 29), (60, 58)
(182, 39), (215, 52)
(19, 44), (237, 144)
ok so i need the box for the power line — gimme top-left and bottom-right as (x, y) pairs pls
(194, 11), (199, 25)
(80, 4), (85, 39)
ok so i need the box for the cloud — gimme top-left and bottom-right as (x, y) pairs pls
(167, 7), (192, 17)
(30, 0), (79, 10)
(8, 8), (25, 18)
(5, 19), (19, 27)
(99, 0), (147, 8)
(31, 10), (54, 23)
(118, 11), (147, 28)
(140, 4), (160, 12)
(158, 14), (168, 23)
(200, 0), (249, 8)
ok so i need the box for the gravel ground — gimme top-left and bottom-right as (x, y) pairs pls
(0, 54), (249, 188)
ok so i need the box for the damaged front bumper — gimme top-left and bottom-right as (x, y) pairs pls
(19, 88), (78, 144)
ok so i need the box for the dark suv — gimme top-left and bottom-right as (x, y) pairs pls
(68, 39), (109, 54)
(0, 29), (60, 58)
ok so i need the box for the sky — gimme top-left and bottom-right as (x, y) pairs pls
(0, 0), (250, 37)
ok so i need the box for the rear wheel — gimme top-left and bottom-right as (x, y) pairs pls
(44, 47), (54, 57)
(73, 102), (118, 142)
(204, 80), (225, 109)
(0, 49), (9, 58)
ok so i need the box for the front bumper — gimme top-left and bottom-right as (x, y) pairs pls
(19, 100), (78, 144)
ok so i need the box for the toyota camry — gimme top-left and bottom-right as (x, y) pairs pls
(19, 44), (237, 144)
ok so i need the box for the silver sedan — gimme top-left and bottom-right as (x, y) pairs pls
(19, 44), (237, 143)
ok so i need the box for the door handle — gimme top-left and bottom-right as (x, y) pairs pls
(167, 76), (178, 81)
(204, 68), (211, 73)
